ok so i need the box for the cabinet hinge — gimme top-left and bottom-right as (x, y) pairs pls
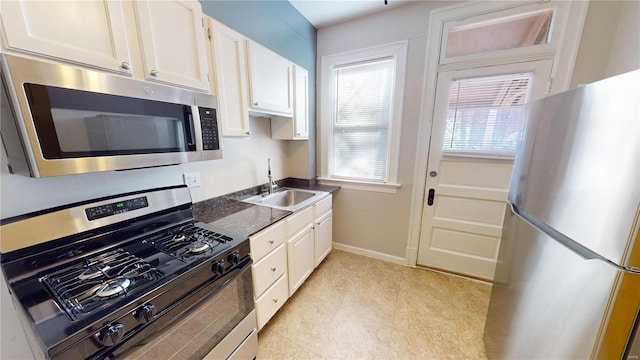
(207, 27), (212, 40)
(545, 78), (553, 96)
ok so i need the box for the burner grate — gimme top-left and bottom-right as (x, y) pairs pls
(41, 249), (163, 320)
(144, 224), (231, 258)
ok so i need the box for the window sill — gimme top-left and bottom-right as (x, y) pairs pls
(317, 178), (401, 194)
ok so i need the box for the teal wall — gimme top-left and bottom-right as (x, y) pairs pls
(200, 0), (317, 178)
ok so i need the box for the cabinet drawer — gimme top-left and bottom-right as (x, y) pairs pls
(285, 206), (313, 237)
(255, 273), (288, 330)
(250, 221), (285, 261)
(314, 194), (332, 219)
(252, 243), (286, 298)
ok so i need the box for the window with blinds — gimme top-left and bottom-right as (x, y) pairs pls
(443, 72), (535, 156)
(332, 59), (394, 181)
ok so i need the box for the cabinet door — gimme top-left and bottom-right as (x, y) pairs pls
(314, 210), (333, 267)
(252, 244), (286, 298)
(293, 65), (309, 139)
(209, 19), (251, 136)
(270, 65), (308, 140)
(287, 225), (314, 296)
(255, 273), (288, 330)
(1, 1), (131, 73)
(134, 0), (209, 91)
(246, 41), (293, 116)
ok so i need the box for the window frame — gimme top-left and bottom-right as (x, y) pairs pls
(319, 41), (408, 192)
(439, 2), (566, 66)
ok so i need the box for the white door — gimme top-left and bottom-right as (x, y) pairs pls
(417, 60), (552, 280)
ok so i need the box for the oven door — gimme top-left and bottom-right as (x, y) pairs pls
(105, 258), (255, 360)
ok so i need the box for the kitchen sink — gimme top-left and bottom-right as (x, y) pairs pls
(242, 188), (328, 212)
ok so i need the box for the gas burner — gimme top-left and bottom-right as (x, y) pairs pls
(96, 278), (131, 298)
(172, 234), (186, 242)
(42, 249), (162, 319)
(146, 223), (230, 259)
(78, 265), (111, 280)
(186, 241), (212, 254)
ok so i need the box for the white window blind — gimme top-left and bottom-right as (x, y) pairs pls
(332, 59), (394, 181)
(444, 72), (534, 156)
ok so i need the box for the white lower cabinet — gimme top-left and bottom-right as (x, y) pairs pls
(314, 210), (333, 267)
(313, 194), (333, 267)
(252, 244), (286, 297)
(249, 193), (333, 330)
(250, 222), (286, 330)
(286, 224), (314, 296)
(255, 273), (288, 330)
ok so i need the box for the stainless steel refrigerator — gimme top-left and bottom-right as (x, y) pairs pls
(483, 70), (640, 359)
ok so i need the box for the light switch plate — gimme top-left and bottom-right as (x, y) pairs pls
(184, 172), (201, 188)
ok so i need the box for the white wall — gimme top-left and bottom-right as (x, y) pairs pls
(316, 1), (452, 260)
(571, 0), (639, 87)
(604, 0), (640, 77)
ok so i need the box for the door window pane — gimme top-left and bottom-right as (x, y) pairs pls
(444, 72), (534, 156)
(446, 10), (553, 58)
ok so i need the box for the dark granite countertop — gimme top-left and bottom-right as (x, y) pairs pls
(192, 178), (339, 238)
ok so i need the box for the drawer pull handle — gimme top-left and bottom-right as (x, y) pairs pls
(273, 298), (278, 303)
(270, 267), (276, 272)
(268, 240), (274, 245)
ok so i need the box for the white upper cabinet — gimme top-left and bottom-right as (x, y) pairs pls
(207, 18), (251, 136)
(134, 0), (209, 91)
(1, 0), (209, 91)
(0, 0), (132, 74)
(271, 65), (309, 140)
(246, 41), (293, 116)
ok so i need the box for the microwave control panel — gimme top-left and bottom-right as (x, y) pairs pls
(199, 107), (220, 151)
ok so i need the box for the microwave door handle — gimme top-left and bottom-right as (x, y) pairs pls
(185, 109), (196, 149)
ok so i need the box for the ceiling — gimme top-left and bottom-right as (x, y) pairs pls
(289, 0), (414, 28)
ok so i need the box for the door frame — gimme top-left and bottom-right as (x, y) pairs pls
(405, 0), (588, 267)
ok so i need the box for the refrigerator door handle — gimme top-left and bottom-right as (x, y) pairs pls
(511, 203), (640, 275)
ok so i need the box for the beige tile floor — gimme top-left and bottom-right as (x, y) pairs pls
(257, 249), (491, 360)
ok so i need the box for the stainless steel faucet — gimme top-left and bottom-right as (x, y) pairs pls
(267, 158), (277, 194)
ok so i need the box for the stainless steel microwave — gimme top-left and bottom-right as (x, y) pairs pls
(0, 54), (222, 178)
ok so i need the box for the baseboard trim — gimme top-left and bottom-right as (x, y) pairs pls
(332, 242), (407, 265)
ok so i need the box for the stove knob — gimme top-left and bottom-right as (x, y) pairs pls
(212, 260), (225, 275)
(98, 323), (125, 346)
(227, 251), (240, 265)
(135, 303), (156, 324)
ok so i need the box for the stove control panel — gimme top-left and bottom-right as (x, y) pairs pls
(86, 196), (149, 221)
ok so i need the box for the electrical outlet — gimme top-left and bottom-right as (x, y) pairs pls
(184, 172), (201, 188)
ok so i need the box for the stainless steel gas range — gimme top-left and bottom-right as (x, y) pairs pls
(0, 186), (257, 359)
